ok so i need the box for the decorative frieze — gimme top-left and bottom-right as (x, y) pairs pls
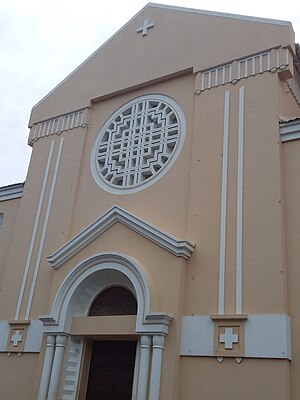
(194, 46), (294, 93)
(180, 314), (291, 360)
(28, 107), (89, 145)
(0, 183), (24, 202)
(286, 68), (300, 106)
(280, 118), (300, 142)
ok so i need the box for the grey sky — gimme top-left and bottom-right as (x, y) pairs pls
(1, 0), (299, 187)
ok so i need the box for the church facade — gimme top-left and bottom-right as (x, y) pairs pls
(1, 3), (300, 399)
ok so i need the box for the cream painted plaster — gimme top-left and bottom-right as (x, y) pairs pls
(0, 197), (21, 290)
(179, 357), (291, 400)
(45, 222), (186, 316)
(282, 140), (300, 399)
(0, 353), (39, 400)
(67, 73), (195, 240)
(70, 316), (137, 336)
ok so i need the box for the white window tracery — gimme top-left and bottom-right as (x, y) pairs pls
(91, 94), (186, 193)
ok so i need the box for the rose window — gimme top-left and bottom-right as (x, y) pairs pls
(91, 94), (185, 193)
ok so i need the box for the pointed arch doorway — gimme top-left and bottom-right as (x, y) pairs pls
(80, 286), (138, 400)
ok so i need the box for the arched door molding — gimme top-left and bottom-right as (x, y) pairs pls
(40, 252), (151, 333)
(38, 252), (172, 400)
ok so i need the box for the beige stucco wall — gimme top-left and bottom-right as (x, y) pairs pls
(179, 357), (291, 400)
(185, 71), (288, 316)
(282, 140), (300, 399)
(0, 353), (39, 400)
(1, 4), (300, 400)
(0, 197), (21, 290)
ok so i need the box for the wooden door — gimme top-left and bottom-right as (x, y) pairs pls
(85, 340), (137, 400)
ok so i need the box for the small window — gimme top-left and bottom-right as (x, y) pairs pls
(89, 286), (137, 316)
(0, 213), (4, 230)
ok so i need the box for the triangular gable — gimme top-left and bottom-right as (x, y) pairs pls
(29, 3), (292, 126)
(46, 205), (195, 269)
(32, 3), (290, 111)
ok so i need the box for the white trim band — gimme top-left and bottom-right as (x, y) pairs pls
(28, 108), (89, 145)
(195, 46), (291, 93)
(0, 320), (43, 353)
(180, 314), (291, 359)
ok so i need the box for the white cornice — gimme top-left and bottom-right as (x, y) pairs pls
(47, 206), (195, 269)
(0, 183), (24, 202)
(148, 3), (290, 26)
(280, 119), (300, 142)
(28, 108), (89, 146)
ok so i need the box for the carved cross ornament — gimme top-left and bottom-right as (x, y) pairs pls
(11, 330), (23, 347)
(6, 321), (30, 353)
(219, 327), (239, 349)
(211, 314), (247, 357)
(137, 19), (154, 36)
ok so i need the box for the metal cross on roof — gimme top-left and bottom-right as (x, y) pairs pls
(137, 19), (154, 36)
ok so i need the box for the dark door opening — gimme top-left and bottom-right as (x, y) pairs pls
(85, 340), (137, 400)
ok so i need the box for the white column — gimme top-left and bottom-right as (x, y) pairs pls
(47, 335), (68, 400)
(38, 335), (56, 400)
(148, 335), (165, 400)
(136, 335), (152, 400)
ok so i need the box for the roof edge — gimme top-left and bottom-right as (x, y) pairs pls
(31, 4), (150, 112)
(148, 3), (291, 26)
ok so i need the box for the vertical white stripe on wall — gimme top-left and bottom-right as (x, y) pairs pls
(236, 87), (245, 314)
(15, 141), (55, 320)
(218, 90), (230, 315)
(25, 137), (64, 320)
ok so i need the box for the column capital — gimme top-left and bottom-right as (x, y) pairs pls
(45, 335), (56, 346)
(152, 334), (165, 349)
(140, 334), (152, 348)
(55, 334), (68, 347)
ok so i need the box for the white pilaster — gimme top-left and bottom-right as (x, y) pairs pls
(236, 86), (245, 314)
(25, 137), (64, 320)
(38, 335), (55, 400)
(47, 335), (68, 400)
(15, 141), (54, 320)
(218, 90), (230, 314)
(149, 335), (165, 400)
(136, 335), (152, 400)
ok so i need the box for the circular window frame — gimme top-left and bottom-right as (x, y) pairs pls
(90, 94), (186, 194)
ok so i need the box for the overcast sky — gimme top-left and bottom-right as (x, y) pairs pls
(1, 0), (299, 187)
